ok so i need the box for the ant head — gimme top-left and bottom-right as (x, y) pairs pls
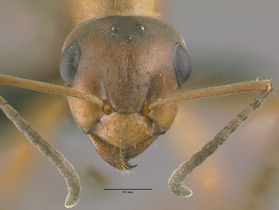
(60, 16), (191, 170)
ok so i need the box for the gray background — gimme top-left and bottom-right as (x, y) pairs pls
(0, 0), (278, 210)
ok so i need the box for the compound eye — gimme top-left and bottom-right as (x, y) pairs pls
(60, 42), (81, 86)
(173, 43), (191, 86)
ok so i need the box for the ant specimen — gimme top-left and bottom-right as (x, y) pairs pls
(0, 1), (273, 208)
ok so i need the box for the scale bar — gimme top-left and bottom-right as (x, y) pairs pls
(104, 188), (153, 191)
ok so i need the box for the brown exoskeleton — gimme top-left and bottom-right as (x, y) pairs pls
(0, 0), (273, 208)
(62, 15), (190, 170)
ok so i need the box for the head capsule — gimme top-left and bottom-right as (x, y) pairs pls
(60, 16), (191, 170)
